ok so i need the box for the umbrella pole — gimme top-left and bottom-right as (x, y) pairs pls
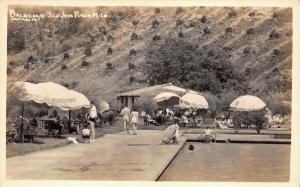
(21, 104), (24, 143)
(68, 110), (71, 133)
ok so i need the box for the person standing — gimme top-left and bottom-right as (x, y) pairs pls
(88, 101), (97, 143)
(120, 104), (130, 134)
(130, 106), (139, 135)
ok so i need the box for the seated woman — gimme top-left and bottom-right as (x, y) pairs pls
(203, 127), (213, 144)
(161, 124), (179, 144)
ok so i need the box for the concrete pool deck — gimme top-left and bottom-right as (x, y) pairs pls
(6, 129), (290, 181)
(6, 130), (186, 181)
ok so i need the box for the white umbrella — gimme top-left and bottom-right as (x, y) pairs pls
(36, 82), (74, 107)
(179, 93), (209, 109)
(14, 82), (46, 104)
(99, 101), (110, 113)
(59, 90), (90, 111)
(229, 95), (266, 112)
(153, 92), (180, 107)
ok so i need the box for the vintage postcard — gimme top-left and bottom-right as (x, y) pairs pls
(1, 0), (300, 187)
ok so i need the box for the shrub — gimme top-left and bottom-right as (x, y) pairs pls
(246, 27), (256, 35)
(272, 12), (278, 19)
(84, 46), (92, 56)
(273, 49), (281, 56)
(132, 20), (139, 27)
(228, 11), (237, 18)
(61, 43), (72, 52)
(207, 49), (214, 57)
(249, 12), (256, 17)
(81, 60), (88, 66)
(107, 47), (113, 55)
(128, 63), (135, 69)
(176, 19), (184, 26)
(200, 15), (208, 23)
(71, 81), (79, 88)
(7, 67), (13, 75)
(107, 34), (114, 42)
(188, 21), (197, 27)
(106, 62), (113, 69)
(152, 34), (161, 41)
(243, 47), (251, 54)
(129, 76), (135, 84)
(155, 8), (160, 14)
(131, 32), (139, 40)
(269, 30), (280, 39)
(152, 20), (160, 28)
(129, 49), (136, 56)
(203, 26), (211, 34)
(110, 24), (118, 31)
(99, 26), (107, 35)
(176, 7), (183, 15)
(61, 64), (67, 70)
(9, 60), (17, 67)
(225, 27), (233, 34)
(178, 31), (184, 38)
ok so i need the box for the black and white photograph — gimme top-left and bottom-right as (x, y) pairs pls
(1, 0), (300, 186)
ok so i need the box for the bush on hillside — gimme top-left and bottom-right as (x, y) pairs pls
(249, 12), (256, 17)
(152, 34), (161, 41)
(152, 20), (160, 28)
(106, 62), (113, 69)
(61, 43), (72, 52)
(200, 15), (208, 23)
(129, 49), (137, 56)
(131, 32), (139, 40)
(61, 64), (67, 70)
(203, 26), (211, 34)
(176, 7), (184, 15)
(155, 8), (160, 14)
(269, 30), (281, 39)
(246, 27), (256, 35)
(228, 11), (237, 18)
(176, 19), (184, 26)
(225, 27), (233, 34)
(178, 32), (184, 38)
(84, 46), (92, 56)
(128, 63), (136, 69)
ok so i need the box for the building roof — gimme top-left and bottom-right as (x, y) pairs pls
(116, 83), (198, 97)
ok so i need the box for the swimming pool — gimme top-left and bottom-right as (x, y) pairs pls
(158, 142), (290, 181)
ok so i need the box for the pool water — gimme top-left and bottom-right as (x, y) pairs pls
(159, 143), (290, 181)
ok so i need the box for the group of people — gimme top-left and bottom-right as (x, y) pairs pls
(120, 104), (139, 135)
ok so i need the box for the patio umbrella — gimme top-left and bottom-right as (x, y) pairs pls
(59, 90), (90, 111)
(36, 82), (75, 108)
(229, 95), (266, 132)
(99, 101), (110, 113)
(14, 82), (46, 104)
(229, 95), (266, 112)
(179, 93), (209, 109)
(153, 92), (180, 108)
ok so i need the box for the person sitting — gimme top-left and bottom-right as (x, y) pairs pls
(81, 127), (91, 143)
(181, 115), (189, 127)
(161, 124), (179, 144)
(203, 126), (213, 144)
(48, 110), (64, 136)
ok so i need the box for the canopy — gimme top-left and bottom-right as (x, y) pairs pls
(162, 85), (198, 95)
(14, 81), (90, 110)
(99, 101), (110, 113)
(153, 92), (180, 107)
(179, 93), (209, 109)
(59, 90), (90, 111)
(229, 95), (266, 112)
(14, 82), (46, 103)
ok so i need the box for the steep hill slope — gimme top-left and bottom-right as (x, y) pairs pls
(7, 6), (292, 114)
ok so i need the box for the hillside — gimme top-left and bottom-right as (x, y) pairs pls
(7, 6), (292, 116)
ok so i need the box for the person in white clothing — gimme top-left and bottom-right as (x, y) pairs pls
(88, 101), (97, 142)
(130, 106), (139, 135)
(120, 104), (131, 134)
